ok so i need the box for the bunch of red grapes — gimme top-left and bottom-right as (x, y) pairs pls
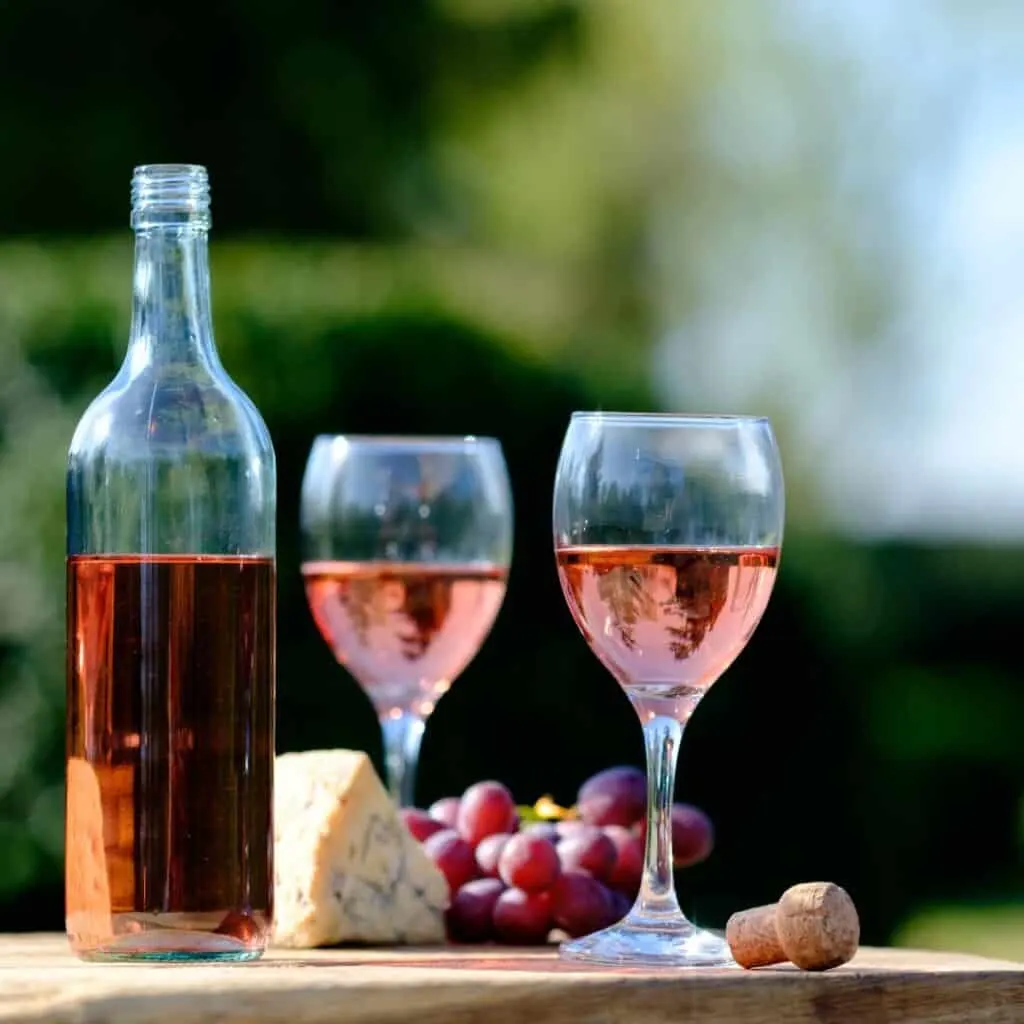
(401, 765), (714, 944)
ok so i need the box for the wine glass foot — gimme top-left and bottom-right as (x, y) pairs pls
(559, 915), (736, 969)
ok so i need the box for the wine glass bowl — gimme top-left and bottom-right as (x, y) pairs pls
(553, 412), (784, 967)
(300, 435), (513, 806)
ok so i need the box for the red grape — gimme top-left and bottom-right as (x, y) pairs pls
(429, 797), (462, 828)
(475, 833), (511, 879)
(422, 829), (478, 895)
(557, 826), (616, 883)
(609, 888), (632, 923)
(401, 808), (446, 843)
(522, 821), (560, 843)
(634, 803), (714, 868)
(577, 766), (647, 828)
(555, 819), (587, 841)
(498, 833), (561, 893)
(551, 871), (614, 938)
(446, 877), (505, 942)
(457, 781), (518, 847)
(603, 824), (644, 897)
(492, 888), (552, 944)
(669, 804), (714, 866)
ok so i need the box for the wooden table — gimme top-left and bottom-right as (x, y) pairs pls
(1, 934), (1022, 1023)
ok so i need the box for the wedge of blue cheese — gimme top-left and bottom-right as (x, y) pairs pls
(272, 749), (448, 948)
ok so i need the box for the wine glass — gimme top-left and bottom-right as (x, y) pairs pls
(552, 412), (784, 967)
(300, 435), (514, 806)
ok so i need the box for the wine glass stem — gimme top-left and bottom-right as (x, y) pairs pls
(635, 714), (684, 921)
(380, 711), (425, 808)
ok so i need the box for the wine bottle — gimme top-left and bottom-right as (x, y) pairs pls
(65, 165), (276, 962)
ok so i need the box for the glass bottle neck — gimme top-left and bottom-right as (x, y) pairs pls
(126, 225), (220, 375)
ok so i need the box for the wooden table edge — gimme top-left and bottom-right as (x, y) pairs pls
(1, 935), (1022, 1024)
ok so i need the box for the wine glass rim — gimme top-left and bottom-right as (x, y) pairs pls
(312, 433), (503, 450)
(571, 411), (770, 426)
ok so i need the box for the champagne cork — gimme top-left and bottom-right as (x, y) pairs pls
(725, 882), (859, 971)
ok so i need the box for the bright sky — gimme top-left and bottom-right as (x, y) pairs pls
(652, 1), (1024, 540)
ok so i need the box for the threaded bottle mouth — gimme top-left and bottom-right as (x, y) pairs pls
(131, 164), (211, 229)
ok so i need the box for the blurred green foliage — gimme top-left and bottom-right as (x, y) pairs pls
(0, 0), (586, 236)
(0, 242), (1022, 950)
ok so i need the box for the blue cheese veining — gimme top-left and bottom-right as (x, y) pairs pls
(272, 749), (449, 948)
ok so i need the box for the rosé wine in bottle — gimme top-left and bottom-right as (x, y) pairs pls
(66, 555), (274, 958)
(556, 545), (778, 721)
(302, 560), (507, 717)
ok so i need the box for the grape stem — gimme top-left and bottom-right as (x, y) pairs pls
(380, 711), (425, 808)
(635, 714), (685, 921)
(533, 795), (574, 821)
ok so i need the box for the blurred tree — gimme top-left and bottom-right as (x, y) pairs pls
(0, 0), (583, 237)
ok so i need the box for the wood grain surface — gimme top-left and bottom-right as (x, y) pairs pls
(1, 933), (1022, 1024)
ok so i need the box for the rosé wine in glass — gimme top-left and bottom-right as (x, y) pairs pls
(552, 411), (784, 968)
(300, 435), (513, 806)
(302, 559), (508, 718)
(556, 545), (778, 722)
